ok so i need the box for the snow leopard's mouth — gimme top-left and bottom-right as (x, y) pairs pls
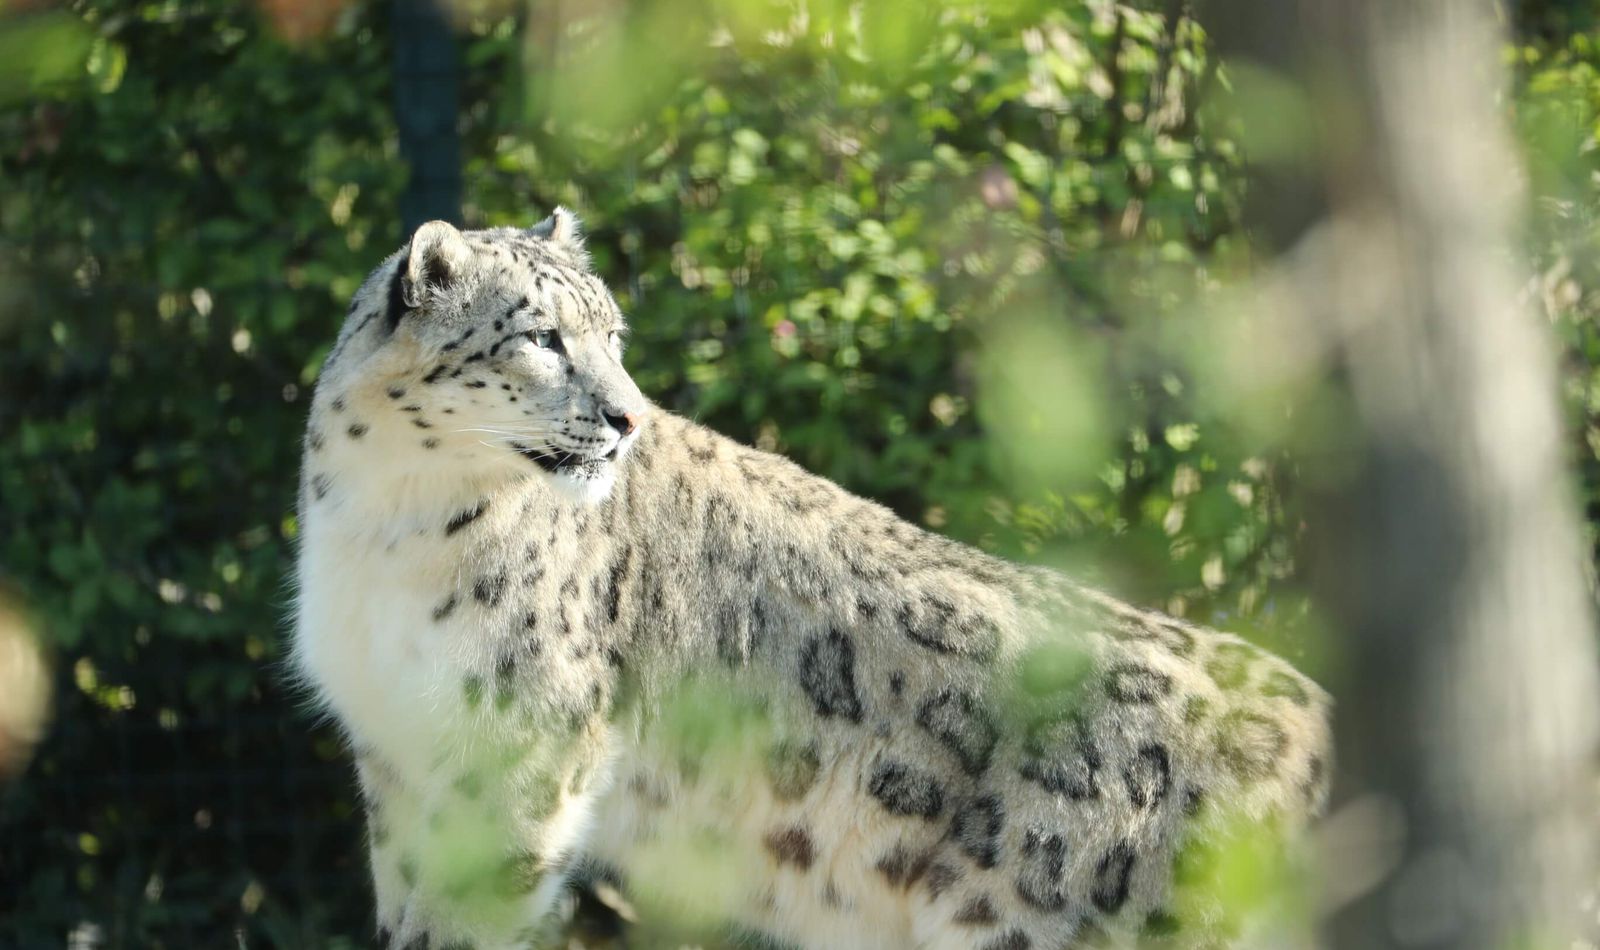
(514, 443), (618, 479)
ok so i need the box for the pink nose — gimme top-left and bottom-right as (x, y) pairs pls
(603, 410), (638, 435)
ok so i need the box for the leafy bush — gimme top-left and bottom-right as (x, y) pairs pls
(1, 2), (402, 942)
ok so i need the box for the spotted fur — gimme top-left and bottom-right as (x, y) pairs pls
(292, 212), (1333, 949)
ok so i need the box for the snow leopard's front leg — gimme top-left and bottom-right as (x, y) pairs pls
(355, 754), (413, 941)
(356, 718), (614, 949)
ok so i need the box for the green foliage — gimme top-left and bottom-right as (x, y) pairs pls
(1, 0), (1596, 944)
(1513, 28), (1600, 568)
(1, 1), (401, 942)
(464, 0), (1299, 627)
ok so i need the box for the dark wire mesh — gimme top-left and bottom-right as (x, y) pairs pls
(0, 0), (463, 944)
(394, 0), (464, 232)
(0, 668), (371, 946)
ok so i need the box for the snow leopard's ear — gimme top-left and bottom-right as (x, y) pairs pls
(402, 220), (473, 310)
(528, 206), (586, 258)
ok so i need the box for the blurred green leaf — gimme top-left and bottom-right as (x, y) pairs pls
(0, 10), (95, 105)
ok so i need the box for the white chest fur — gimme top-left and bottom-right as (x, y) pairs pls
(292, 511), (493, 782)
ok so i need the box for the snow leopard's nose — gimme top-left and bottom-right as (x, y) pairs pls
(602, 407), (638, 436)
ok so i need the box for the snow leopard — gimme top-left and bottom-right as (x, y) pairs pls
(291, 210), (1332, 949)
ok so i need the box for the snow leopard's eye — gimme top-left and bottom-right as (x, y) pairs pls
(528, 328), (559, 352)
(608, 330), (622, 350)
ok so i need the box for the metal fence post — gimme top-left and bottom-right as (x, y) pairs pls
(392, 0), (463, 233)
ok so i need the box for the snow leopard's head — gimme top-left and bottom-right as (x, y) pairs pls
(310, 209), (648, 505)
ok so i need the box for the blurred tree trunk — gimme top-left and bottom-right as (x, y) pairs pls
(1205, 1), (1600, 946)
